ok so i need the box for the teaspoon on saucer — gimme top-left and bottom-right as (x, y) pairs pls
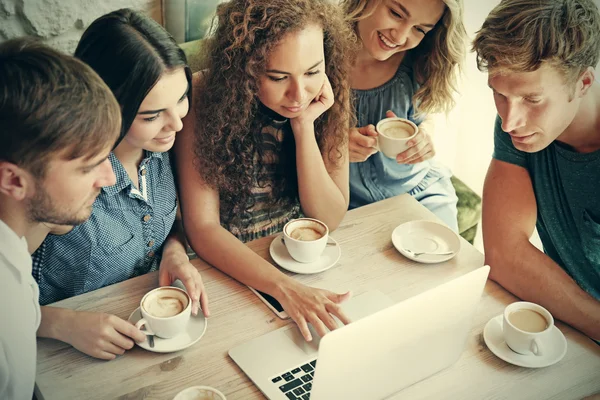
(140, 325), (155, 348)
(402, 248), (456, 257)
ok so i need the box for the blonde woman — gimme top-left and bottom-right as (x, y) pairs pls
(341, 0), (466, 230)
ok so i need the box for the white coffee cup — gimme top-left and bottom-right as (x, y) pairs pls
(503, 301), (554, 356)
(173, 386), (226, 400)
(283, 218), (329, 263)
(375, 117), (418, 158)
(135, 286), (191, 339)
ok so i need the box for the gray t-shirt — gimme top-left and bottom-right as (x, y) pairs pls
(492, 116), (600, 299)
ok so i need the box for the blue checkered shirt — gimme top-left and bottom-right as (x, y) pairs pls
(32, 151), (178, 305)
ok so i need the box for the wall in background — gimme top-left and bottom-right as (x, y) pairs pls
(163, 0), (220, 44)
(0, 0), (162, 53)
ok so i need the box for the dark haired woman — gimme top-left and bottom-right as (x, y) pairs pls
(176, 0), (357, 342)
(32, 8), (209, 360)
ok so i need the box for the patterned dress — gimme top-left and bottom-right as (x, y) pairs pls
(226, 107), (303, 243)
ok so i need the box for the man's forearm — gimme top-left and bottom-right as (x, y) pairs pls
(37, 306), (73, 341)
(486, 241), (600, 341)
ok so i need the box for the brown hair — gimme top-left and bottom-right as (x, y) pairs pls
(341, 0), (467, 114)
(195, 0), (357, 229)
(472, 0), (600, 84)
(0, 38), (121, 177)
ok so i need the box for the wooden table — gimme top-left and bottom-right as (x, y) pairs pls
(35, 195), (600, 400)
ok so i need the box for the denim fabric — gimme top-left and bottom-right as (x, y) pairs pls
(350, 54), (458, 231)
(32, 151), (178, 305)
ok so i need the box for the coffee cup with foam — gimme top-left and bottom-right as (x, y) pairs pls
(503, 301), (554, 356)
(375, 117), (418, 159)
(135, 286), (191, 339)
(283, 218), (329, 263)
(173, 385), (226, 400)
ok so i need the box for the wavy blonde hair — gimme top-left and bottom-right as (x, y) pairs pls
(195, 0), (357, 229)
(472, 0), (600, 85)
(341, 0), (467, 114)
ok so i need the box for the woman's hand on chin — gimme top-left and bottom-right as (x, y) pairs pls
(290, 75), (334, 134)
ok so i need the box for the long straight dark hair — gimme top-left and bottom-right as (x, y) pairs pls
(75, 8), (192, 146)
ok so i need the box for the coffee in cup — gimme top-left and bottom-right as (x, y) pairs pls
(375, 117), (418, 158)
(283, 218), (329, 263)
(173, 386), (226, 400)
(289, 224), (325, 241)
(503, 301), (554, 356)
(136, 286), (191, 339)
(508, 309), (549, 333)
(143, 287), (188, 318)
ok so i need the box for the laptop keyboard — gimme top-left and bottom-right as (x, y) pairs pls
(271, 359), (317, 399)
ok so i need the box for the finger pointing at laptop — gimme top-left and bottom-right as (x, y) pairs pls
(276, 280), (352, 341)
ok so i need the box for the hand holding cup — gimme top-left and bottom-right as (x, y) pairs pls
(135, 286), (191, 339)
(375, 114), (418, 159)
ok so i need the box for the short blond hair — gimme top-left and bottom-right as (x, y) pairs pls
(472, 0), (600, 84)
(0, 38), (121, 178)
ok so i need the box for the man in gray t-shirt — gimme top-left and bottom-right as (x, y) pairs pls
(473, 0), (600, 342)
(0, 39), (119, 399)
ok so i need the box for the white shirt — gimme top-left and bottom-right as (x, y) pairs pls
(0, 219), (41, 400)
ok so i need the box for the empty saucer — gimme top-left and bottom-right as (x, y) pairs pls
(483, 314), (567, 368)
(128, 307), (207, 353)
(392, 220), (460, 263)
(269, 234), (341, 274)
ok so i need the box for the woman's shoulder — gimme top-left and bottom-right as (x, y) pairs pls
(191, 71), (206, 99)
(192, 70), (205, 85)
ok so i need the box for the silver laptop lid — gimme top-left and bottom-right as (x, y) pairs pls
(310, 265), (490, 400)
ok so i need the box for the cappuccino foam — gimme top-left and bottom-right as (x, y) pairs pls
(290, 227), (323, 241)
(142, 288), (188, 318)
(176, 389), (221, 400)
(381, 126), (412, 138)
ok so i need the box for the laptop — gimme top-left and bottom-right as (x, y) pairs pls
(229, 265), (490, 400)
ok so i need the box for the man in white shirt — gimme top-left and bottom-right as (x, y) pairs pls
(0, 38), (120, 399)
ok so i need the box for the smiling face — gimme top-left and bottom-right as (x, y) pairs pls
(27, 144), (116, 225)
(120, 67), (190, 153)
(357, 0), (445, 61)
(257, 23), (326, 119)
(488, 63), (584, 153)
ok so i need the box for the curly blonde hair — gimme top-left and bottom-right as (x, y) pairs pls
(472, 0), (600, 85)
(195, 0), (356, 229)
(341, 0), (467, 115)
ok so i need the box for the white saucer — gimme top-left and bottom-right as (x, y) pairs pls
(392, 220), (460, 263)
(269, 234), (341, 274)
(483, 314), (567, 368)
(128, 308), (207, 353)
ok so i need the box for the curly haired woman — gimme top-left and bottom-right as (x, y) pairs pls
(341, 0), (467, 231)
(175, 0), (357, 341)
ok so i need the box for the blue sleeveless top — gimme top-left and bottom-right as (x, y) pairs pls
(349, 56), (452, 209)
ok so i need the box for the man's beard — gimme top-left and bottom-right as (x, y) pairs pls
(27, 185), (95, 226)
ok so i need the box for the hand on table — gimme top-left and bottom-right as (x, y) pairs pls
(159, 249), (210, 317)
(349, 124), (378, 162)
(276, 280), (352, 341)
(384, 110), (435, 164)
(63, 310), (146, 360)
